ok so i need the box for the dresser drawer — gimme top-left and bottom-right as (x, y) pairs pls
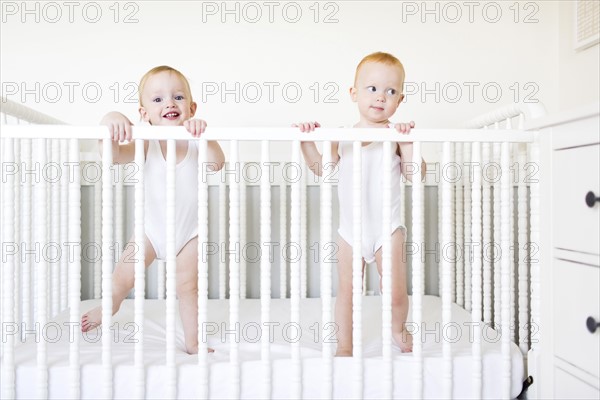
(554, 259), (600, 377)
(554, 367), (600, 399)
(551, 113), (600, 150)
(553, 144), (600, 255)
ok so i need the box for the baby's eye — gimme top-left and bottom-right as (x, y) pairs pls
(152, 97), (162, 103)
(386, 88), (397, 96)
(175, 95), (184, 101)
(366, 86), (377, 93)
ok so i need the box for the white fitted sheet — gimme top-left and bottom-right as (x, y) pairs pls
(9, 295), (524, 399)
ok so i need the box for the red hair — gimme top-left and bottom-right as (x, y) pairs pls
(354, 52), (406, 86)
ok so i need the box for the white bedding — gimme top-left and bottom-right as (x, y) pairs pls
(9, 296), (524, 399)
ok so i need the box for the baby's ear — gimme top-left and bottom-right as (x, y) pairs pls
(349, 86), (357, 102)
(397, 93), (405, 105)
(139, 106), (149, 122)
(190, 102), (197, 117)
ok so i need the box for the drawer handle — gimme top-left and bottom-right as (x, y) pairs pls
(586, 316), (600, 333)
(585, 191), (599, 208)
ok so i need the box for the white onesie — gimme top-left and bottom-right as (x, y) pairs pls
(144, 140), (199, 260)
(337, 138), (406, 264)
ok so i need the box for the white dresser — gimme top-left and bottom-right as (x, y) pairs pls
(532, 103), (600, 399)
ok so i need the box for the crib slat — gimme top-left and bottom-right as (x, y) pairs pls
(454, 143), (464, 307)
(94, 176), (102, 299)
(508, 123), (517, 346)
(260, 141), (273, 398)
(166, 139), (177, 399)
(279, 178), (287, 299)
(463, 143), (472, 312)
(240, 165), (247, 299)
(115, 164), (125, 270)
(449, 143), (456, 304)
(1, 136), (3, 361)
(493, 141), (501, 329)
(501, 141), (512, 398)
(482, 138), (493, 325)
(529, 133), (541, 352)
(470, 141), (483, 398)
(381, 141), (393, 398)
(517, 121), (529, 354)
(2, 137), (16, 399)
(197, 139), (210, 398)
(68, 138), (81, 399)
(411, 141), (424, 399)
(229, 140), (241, 399)
(101, 139), (114, 399)
(51, 139), (60, 317)
(36, 138), (50, 399)
(219, 173), (227, 300)
(60, 139), (69, 312)
(438, 167), (443, 298)
(22, 139), (33, 333)
(0, 123), (4, 360)
(13, 139), (21, 329)
(441, 142), (454, 398)
(351, 141), (364, 399)
(290, 140), (302, 399)
(505, 120), (517, 347)
(46, 139), (51, 320)
(134, 140), (146, 399)
(0, 136), (6, 312)
(301, 161), (308, 298)
(157, 148), (166, 299)
(321, 141), (334, 399)
(399, 165), (406, 242)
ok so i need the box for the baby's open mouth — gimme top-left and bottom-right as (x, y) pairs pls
(163, 112), (180, 119)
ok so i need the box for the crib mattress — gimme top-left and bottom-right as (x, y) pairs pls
(9, 296), (524, 399)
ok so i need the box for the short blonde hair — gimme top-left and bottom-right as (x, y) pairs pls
(138, 66), (193, 107)
(354, 52), (406, 87)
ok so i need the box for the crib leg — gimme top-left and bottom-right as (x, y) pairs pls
(517, 376), (534, 399)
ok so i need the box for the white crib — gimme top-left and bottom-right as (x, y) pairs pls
(0, 97), (545, 399)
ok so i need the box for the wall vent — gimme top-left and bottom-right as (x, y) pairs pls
(575, 0), (600, 51)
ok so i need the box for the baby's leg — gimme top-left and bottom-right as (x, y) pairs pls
(81, 235), (157, 332)
(375, 229), (413, 352)
(175, 237), (213, 354)
(334, 236), (363, 357)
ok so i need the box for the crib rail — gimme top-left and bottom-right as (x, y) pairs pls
(0, 97), (66, 125)
(465, 102), (547, 129)
(1, 107), (542, 399)
(0, 124), (534, 142)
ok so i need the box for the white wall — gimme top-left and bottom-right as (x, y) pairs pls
(2, 0), (561, 136)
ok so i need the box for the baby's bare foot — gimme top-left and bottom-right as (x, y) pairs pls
(393, 328), (413, 353)
(186, 344), (215, 355)
(81, 306), (103, 332)
(335, 347), (352, 357)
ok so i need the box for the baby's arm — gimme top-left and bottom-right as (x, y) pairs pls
(99, 111), (136, 164)
(394, 121), (426, 181)
(206, 141), (225, 171)
(295, 122), (339, 177)
(184, 118), (225, 171)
